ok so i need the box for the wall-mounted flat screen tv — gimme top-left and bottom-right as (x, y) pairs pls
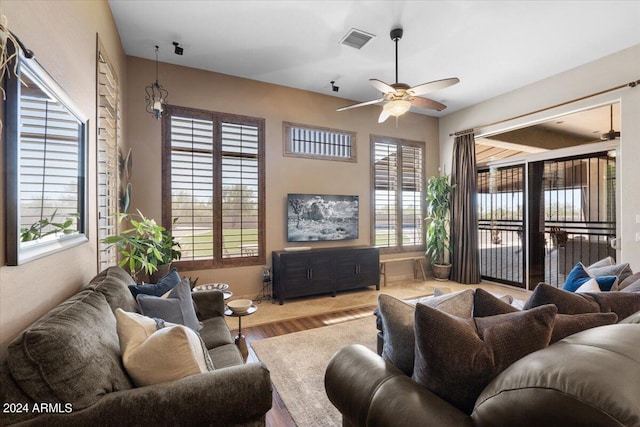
(287, 193), (359, 242)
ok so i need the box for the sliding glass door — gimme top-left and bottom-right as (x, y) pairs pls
(477, 151), (617, 289)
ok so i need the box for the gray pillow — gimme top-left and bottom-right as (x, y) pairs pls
(588, 262), (633, 286)
(377, 289), (475, 376)
(588, 257), (614, 269)
(137, 278), (202, 331)
(619, 272), (640, 291)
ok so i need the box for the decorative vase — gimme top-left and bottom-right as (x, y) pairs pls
(432, 263), (452, 281)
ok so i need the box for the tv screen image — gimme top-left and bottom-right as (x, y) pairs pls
(287, 194), (359, 242)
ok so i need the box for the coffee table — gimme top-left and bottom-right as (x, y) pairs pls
(224, 305), (257, 361)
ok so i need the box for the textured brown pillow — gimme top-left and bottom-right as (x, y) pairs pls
(412, 303), (556, 414)
(377, 290), (475, 376)
(583, 291), (640, 319)
(475, 288), (618, 343)
(473, 288), (519, 317)
(523, 283), (600, 314)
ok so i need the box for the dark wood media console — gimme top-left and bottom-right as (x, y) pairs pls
(272, 246), (380, 305)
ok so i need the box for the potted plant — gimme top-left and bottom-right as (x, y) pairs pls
(102, 210), (181, 282)
(425, 174), (456, 281)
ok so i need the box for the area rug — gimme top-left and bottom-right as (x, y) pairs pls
(251, 316), (378, 427)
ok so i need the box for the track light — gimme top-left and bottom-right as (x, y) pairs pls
(330, 81), (339, 92)
(173, 41), (183, 55)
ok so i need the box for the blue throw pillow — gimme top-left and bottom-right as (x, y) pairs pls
(128, 268), (181, 297)
(563, 263), (618, 292)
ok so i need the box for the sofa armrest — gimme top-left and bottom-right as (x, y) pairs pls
(15, 363), (272, 426)
(325, 344), (470, 427)
(192, 289), (225, 320)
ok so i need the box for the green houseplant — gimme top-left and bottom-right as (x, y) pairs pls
(103, 210), (181, 281)
(425, 174), (456, 281)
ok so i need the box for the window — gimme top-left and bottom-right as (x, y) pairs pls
(5, 53), (88, 264)
(283, 122), (356, 162)
(371, 135), (425, 253)
(97, 40), (120, 271)
(162, 105), (265, 268)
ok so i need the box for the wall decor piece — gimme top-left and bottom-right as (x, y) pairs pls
(5, 50), (88, 264)
(287, 194), (359, 242)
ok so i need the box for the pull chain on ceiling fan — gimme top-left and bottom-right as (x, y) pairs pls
(601, 104), (620, 140)
(337, 27), (460, 123)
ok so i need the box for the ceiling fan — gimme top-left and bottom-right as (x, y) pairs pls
(601, 104), (621, 140)
(337, 27), (460, 123)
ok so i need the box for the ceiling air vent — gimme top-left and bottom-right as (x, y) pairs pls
(339, 28), (375, 49)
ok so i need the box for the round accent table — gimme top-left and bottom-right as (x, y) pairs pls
(224, 305), (257, 361)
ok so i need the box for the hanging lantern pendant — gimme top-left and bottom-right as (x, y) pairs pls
(145, 45), (168, 120)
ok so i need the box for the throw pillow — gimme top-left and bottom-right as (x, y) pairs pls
(128, 268), (181, 298)
(619, 272), (640, 291)
(575, 278), (601, 293)
(474, 288), (617, 343)
(582, 291), (640, 320)
(377, 289), (474, 376)
(621, 280), (640, 293)
(412, 304), (556, 414)
(562, 263), (618, 292)
(137, 278), (202, 331)
(525, 283), (600, 314)
(588, 257), (614, 269)
(377, 294), (417, 376)
(588, 262), (633, 287)
(115, 309), (213, 387)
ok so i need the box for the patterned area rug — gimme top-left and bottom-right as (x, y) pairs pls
(251, 316), (378, 427)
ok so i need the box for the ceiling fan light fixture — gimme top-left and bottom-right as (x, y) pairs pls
(383, 99), (411, 117)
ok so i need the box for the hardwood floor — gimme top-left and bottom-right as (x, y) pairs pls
(233, 305), (376, 427)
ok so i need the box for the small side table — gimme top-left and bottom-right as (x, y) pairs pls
(224, 305), (257, 361)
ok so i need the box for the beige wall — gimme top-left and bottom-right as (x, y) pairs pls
(0, 1), (127, 358)
(440, 44), (640, 275)
(126, 57), (439, 298)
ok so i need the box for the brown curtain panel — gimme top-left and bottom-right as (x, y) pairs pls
(450, 133), (480, 283)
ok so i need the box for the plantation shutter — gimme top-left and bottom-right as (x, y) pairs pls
(373, 142), (398, 248)
(221, 122), (260, 258)
(97, 44), (120, 270)
(169, 115), (215, 261)
(372, 137), (425, 252)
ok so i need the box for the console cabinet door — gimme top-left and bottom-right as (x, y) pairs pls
(334, 248), (380, 291)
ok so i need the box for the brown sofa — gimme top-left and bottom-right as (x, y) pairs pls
(326, 322), (640, 427)
(1, 266), (272, 426)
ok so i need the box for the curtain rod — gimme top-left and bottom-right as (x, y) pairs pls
(449, 79), (640, 137)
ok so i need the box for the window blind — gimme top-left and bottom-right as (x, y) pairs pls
(284, 122), (356, 162)
(165, 106), (265, 268)
(97, 45), (120, 270)
(372, 137), (425, 251)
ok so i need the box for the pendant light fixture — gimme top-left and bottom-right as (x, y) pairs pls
(145, 45), (168, 120)
(601, 104), (620, 140)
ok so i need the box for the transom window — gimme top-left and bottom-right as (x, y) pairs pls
(162, 105), (265, 268)
(283, 122), (356, 162)
(371, 135), (425, 253)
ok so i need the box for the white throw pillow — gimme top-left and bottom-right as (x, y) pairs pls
(575, 278), (601, 293)
(115, 309), (213, 387)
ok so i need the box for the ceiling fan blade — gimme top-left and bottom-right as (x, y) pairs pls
(337, 98), (385, 112)
(378, 109), (392, 123)
(370, 79), (396, 94)
(408, 77), (460, 97)
(410, 97), (447, 111)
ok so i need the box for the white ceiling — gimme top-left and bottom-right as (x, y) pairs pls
(109, 1), (640, 118)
